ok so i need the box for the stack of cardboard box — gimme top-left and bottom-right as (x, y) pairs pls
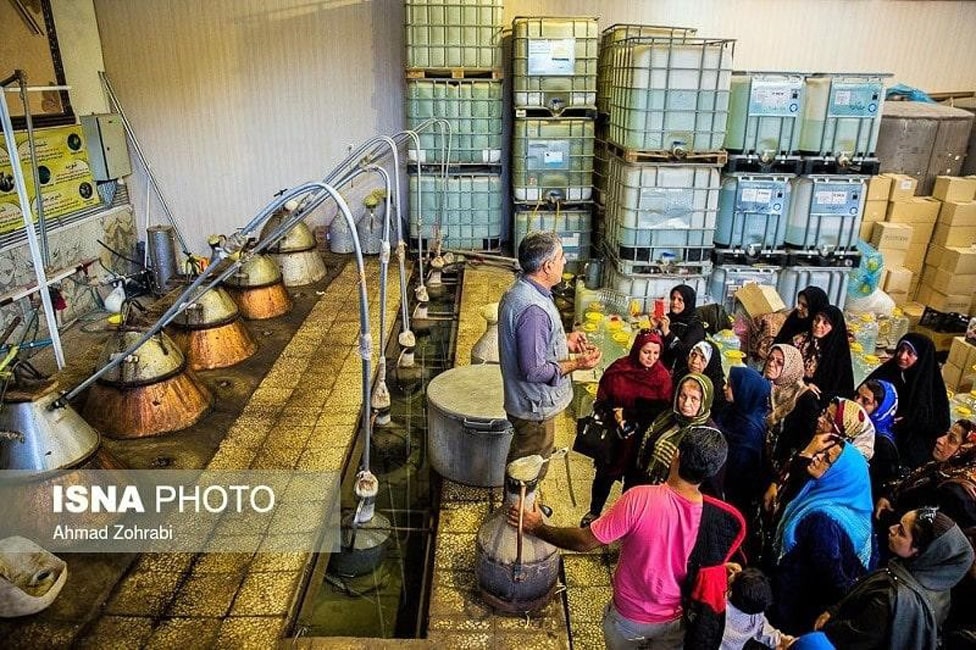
(867, 173), (938, 304)
(944, 335), (976, 393)
(917, 176), (976, 316)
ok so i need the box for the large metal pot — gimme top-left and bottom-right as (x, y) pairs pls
(426, 364), (512, 487)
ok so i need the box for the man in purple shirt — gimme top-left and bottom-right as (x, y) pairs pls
(498, 231), (601, 480)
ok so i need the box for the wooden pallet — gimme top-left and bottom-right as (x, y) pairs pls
(513, 107), (597, 119)
(606, 141), (728, 165)
(406, 67), (503, 80)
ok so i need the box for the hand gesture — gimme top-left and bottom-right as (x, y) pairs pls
(657, 314), (670, 336)
(576, 345), (602, 370)
(566, 331), (588, 354)
(813, 611), (831, 630)
(874, 497), (893, 521)
(506, 494), (543, 534)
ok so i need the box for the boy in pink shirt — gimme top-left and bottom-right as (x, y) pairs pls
(510, 426), (730, 649)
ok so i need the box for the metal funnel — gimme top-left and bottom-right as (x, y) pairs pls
(0, 383), (99, 471)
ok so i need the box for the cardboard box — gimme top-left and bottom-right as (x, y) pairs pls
(858, 219), (875, 241)
(948, 336), (976, 372)
(884, 173), (919, 201)
(939, 246), (976, 275)
(886, 197), (941, 224)
(904, 245), (928, 272)
(883, 266), (914, 294)
(916, 284), (973, 314)
(921, 264), (976, 295)
(866, 175), (893, 202)
(863, 200), (887, 223)
(871, 222), (913, 250)
(881, 248), (908, 268)
(910, 221), (936, 247)
(734, 283), (786, 318)
(943, 361), (965, 391)
(938, 201), (976, 228)
(933, 176), (976, 203)
(902, 301), (926, 325)
(933, 224), (976, 248)
(887, 290), (911, 305)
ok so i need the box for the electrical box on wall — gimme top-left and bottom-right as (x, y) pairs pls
(80, 113), (131, 181)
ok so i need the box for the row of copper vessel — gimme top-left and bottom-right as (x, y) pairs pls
(0, 215), (327, 473)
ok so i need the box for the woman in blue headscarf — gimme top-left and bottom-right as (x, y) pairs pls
(717, 365), (770, 522)
(769, 402), (876, 635)
(855, 378), (901, 499)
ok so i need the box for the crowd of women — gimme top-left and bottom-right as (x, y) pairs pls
(581, 283), (976, 649)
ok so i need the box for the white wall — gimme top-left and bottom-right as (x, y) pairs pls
(89, 0), (405, 254)
(60, 0), (976, 254)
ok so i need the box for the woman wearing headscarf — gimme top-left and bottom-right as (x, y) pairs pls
(813, 509), (974, 649)
(866, 333), (951, 469)
(875, 419), (976, 531)
(763, 344), (821, 480)
(854, 378), (901, 499)
(769, 415), (875, 635)
(581, 330), (673, 527)
(791, 305), (854, 400)
(773, 285), (830, 346)
(630, 373), (716, 489)
(717, 365), (771, 521)
(683, 340), (728, 420)
(657, 284), (706, 376)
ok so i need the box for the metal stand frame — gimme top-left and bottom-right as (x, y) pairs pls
(0, 71), (69, 368)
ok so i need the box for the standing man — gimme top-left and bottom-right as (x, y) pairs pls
(509, 426), (743, 649)
(498, 231), (601, 479)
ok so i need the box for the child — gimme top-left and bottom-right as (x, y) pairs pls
(721, 567), (793, 649)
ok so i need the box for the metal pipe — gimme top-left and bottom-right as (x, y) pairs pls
(0, 73), (65, 368)
(16, 70), (49, 266)
(52, 181), (348, 406)
(98, 71), (192, 258)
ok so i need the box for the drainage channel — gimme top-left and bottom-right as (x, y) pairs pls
(292, 268), (462, 639)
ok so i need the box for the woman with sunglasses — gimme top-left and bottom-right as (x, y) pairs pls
(768, 399), (875, 635)
(580, 329), (673, 527)
(866, 333), (951, 469)
(809, 508), (974, 649)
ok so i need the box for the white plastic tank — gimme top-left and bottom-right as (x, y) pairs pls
(512, 16), (599, 110)
(725, 72), (805, 155)
(409, 172), (504, 251)
(799, 73), (890, 158)
(406, 79), (503, 165)
(607, 37), (735, 152)
(786, 175), (866, 253)
(604, 155), (720, 264)
(708, 265), (781, 313)
(716, 173), (794, 252)
(776, 266), (850, 311)
(513, 206), (592, 263)
(405, 0), (503, 69)
(513, 117), (594, 202)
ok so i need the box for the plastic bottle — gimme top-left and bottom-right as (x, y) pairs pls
(888, 308), (910, 350)
(849, 342), (866, 387)
(722, 350), (747, 378)
(856, 313), (878, 355)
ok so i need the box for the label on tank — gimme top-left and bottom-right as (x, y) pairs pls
(812, 185), (860, 215)
(749, 80), (803, 116)
(737, 180), (786, 214)
(637, 188), (694, 228)
(827, 82), (883, 117)
(527, 39), (576, 76)
(526, 140), (570, 170)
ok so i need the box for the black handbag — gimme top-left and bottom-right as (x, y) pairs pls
(573, 413), (615, 465)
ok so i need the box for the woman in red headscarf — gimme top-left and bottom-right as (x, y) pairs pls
(581, 329), (673, 527)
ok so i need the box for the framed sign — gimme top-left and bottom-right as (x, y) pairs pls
(0, 0), (75, 129)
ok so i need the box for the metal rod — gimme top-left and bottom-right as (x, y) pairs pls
(0, 76), (65, 368)
(2, 85), (71, 92)
(98, 71), (192, 257)
(15, 71), (50, 266)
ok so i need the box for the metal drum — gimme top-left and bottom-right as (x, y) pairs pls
(426, 364), (512, 487)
